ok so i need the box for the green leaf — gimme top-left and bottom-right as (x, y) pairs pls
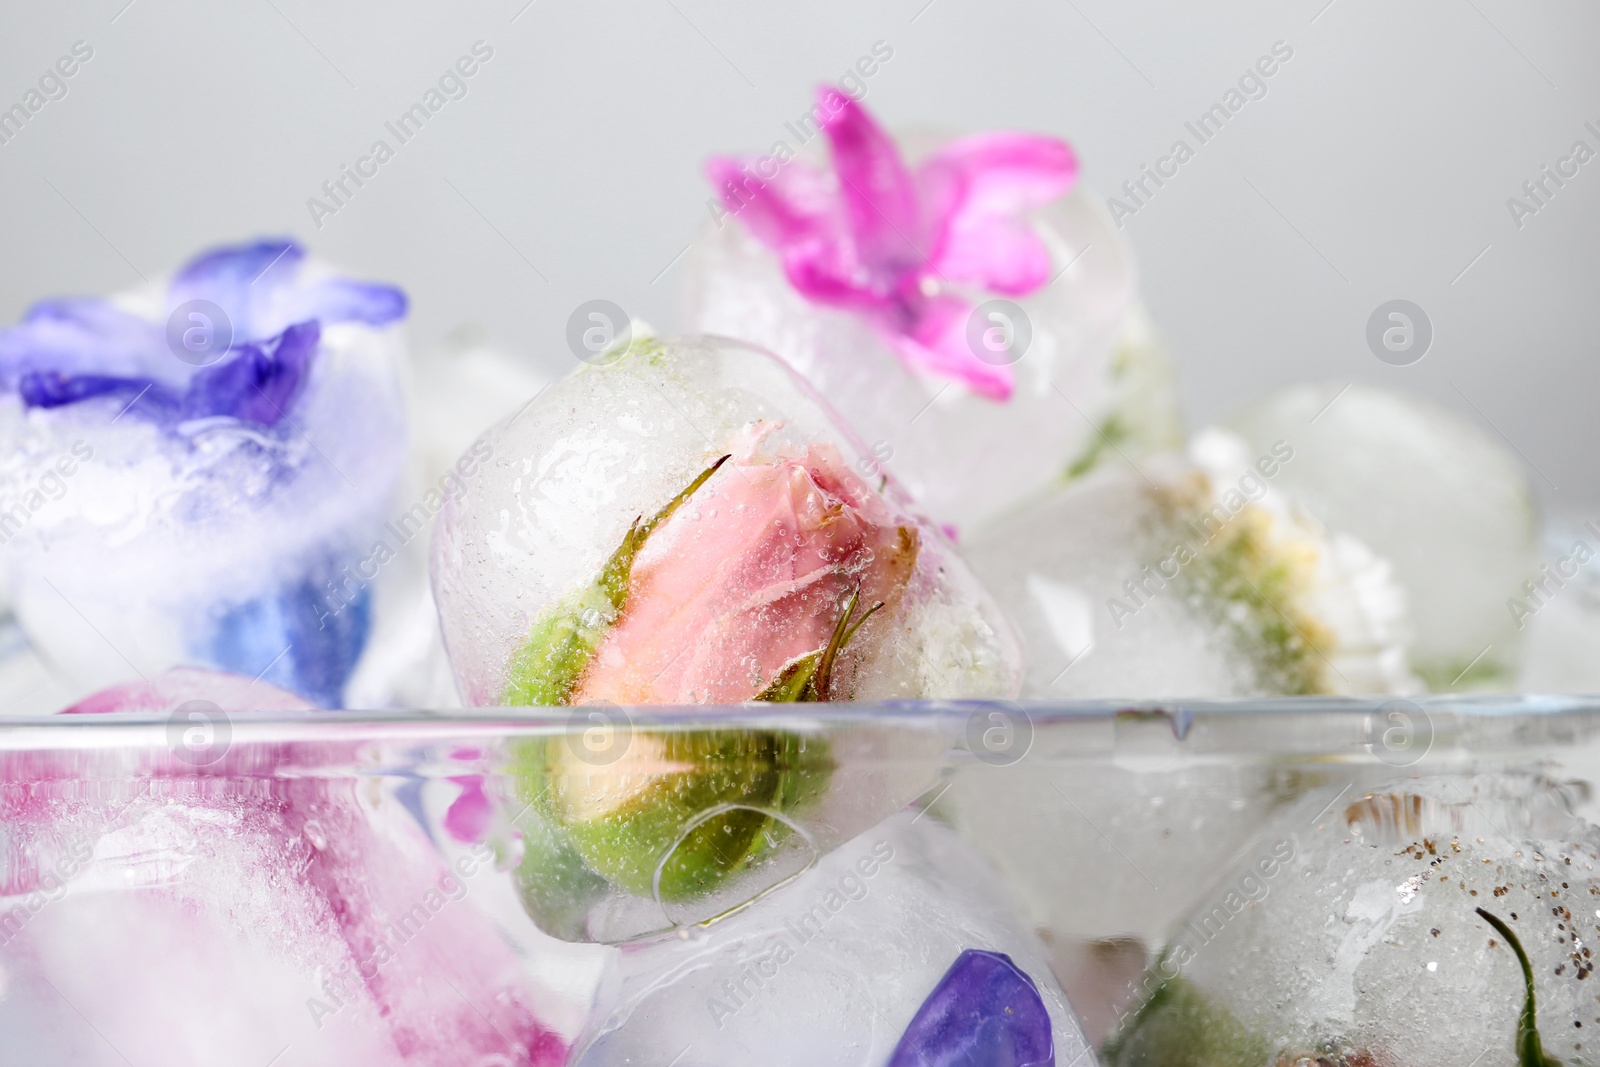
(502, 454), (730, 706)
(1478, 907), (1564, 1067)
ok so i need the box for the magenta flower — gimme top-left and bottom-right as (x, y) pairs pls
(444, 774), (493, 843)
(707, 87), (1078, 401)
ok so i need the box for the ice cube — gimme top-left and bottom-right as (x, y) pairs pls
(0, 239), (410, 708)
(966, 464), (1252, 698)
(430, 333), (1022, 708)
(963, 449), (1416, 698)
(1108, 773), (1600, 1067)
(1, 672), (582, 1065)
(1517, 520), (1600, 693)
(942, 739), (1319, 968)
(1225, 382), (1539, 690)
(683, 90), (1175, 531)
(502, 717), (949, 944)
(343, 335), (555, 710)
(0, 615), (78, 717)
(573, 811), (1091, 1066)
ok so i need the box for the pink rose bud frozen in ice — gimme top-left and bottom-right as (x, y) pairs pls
(431, 334), (1021, 707)
(571, 424), (918, 705)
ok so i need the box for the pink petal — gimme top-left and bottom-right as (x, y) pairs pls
(783, 250), (887, 313)
(920, 131), (1079, 216)
(572, 447), (915, 705)
(819, 88), (924, 279)
(59, 668), (314, 714)
(444, 775), (492, 844)
(882, 295), (1015, 402)
(705, 153), (835, 251)
(919, 132), (1078, 294)
(706, 152), (884, 312)
(931, 217), (1054, 295)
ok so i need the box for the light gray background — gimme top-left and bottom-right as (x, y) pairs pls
(1, 0), (1595, 509)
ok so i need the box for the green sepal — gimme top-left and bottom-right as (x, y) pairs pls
(511, 727), (833, 910)
(753, 652), (824, 703)
(502, 454), (730, 706)
(752, 588), (884, 703)
(511, 800), (613, 942)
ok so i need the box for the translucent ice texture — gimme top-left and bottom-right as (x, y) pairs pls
(573, 812), (1090, 1066)
(1519, 521), (1600, 692)
(59, 664), (316, 715)
(1109, 774), (1600, 1067)
(687, 99), (1161, 530)
(496, 705), (953, 945)
(0, 239), (408, 707)
(344, 338), (551, 710)
(1226, 382), (1539, 690)
(0, 672), (574, 1065)
(964, 451), (1416, 699)
(1113, 771), (1600, 1067)
(431, 334), (1022, 707)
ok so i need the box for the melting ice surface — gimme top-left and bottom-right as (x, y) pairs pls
(0, 239), (409, 707)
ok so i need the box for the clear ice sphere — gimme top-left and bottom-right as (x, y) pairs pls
(431, 333), (1022, 707)
(574, 810), (1093, 1066)
(964, 452), (1415, 699)
(684, 180), (1168, 531)
(1226, 382), (1539, 690)
(1109, 773), (1600, 1067)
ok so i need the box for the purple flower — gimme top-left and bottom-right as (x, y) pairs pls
(0, 238), (405, 428)
(889, 949), (1056, 1067)
(707, 89), (1077, 402)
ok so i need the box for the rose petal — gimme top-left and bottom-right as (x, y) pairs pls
(572, 445), (914, 704)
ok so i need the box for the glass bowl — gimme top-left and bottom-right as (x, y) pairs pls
(3, 696), (1598, 1066)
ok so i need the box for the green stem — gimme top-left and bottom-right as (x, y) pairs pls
(1477, 906), (1563, 1067)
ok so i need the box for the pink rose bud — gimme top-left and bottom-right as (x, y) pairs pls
(573, 429), (918, 704)
(432, 334), (1022, 707)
